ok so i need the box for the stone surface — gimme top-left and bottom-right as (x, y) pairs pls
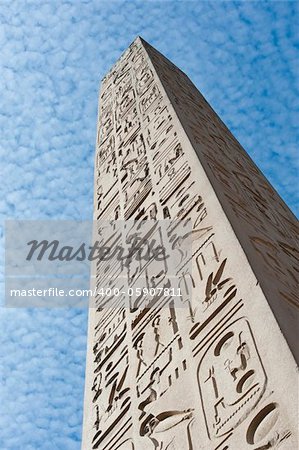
(81, 37), (298, 450)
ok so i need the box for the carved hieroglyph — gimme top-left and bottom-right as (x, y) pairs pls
(82, 37), (298, 450)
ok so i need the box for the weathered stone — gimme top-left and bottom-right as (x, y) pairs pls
(82, 37), (298, 450)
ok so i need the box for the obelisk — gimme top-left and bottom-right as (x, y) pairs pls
(82, 37), (298, 450)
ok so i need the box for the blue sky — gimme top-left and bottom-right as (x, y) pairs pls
(0, 1), (298, 448)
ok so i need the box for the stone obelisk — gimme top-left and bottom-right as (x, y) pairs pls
(82, 37), (298, 450)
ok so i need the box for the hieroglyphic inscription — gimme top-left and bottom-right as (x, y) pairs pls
(142, 38), (299, 360)
(82, 37), (298, 450)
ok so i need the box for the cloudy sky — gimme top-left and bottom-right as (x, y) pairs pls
(0, 1), (298, 449)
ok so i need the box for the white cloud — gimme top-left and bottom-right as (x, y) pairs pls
(0, 0), (298, 448)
